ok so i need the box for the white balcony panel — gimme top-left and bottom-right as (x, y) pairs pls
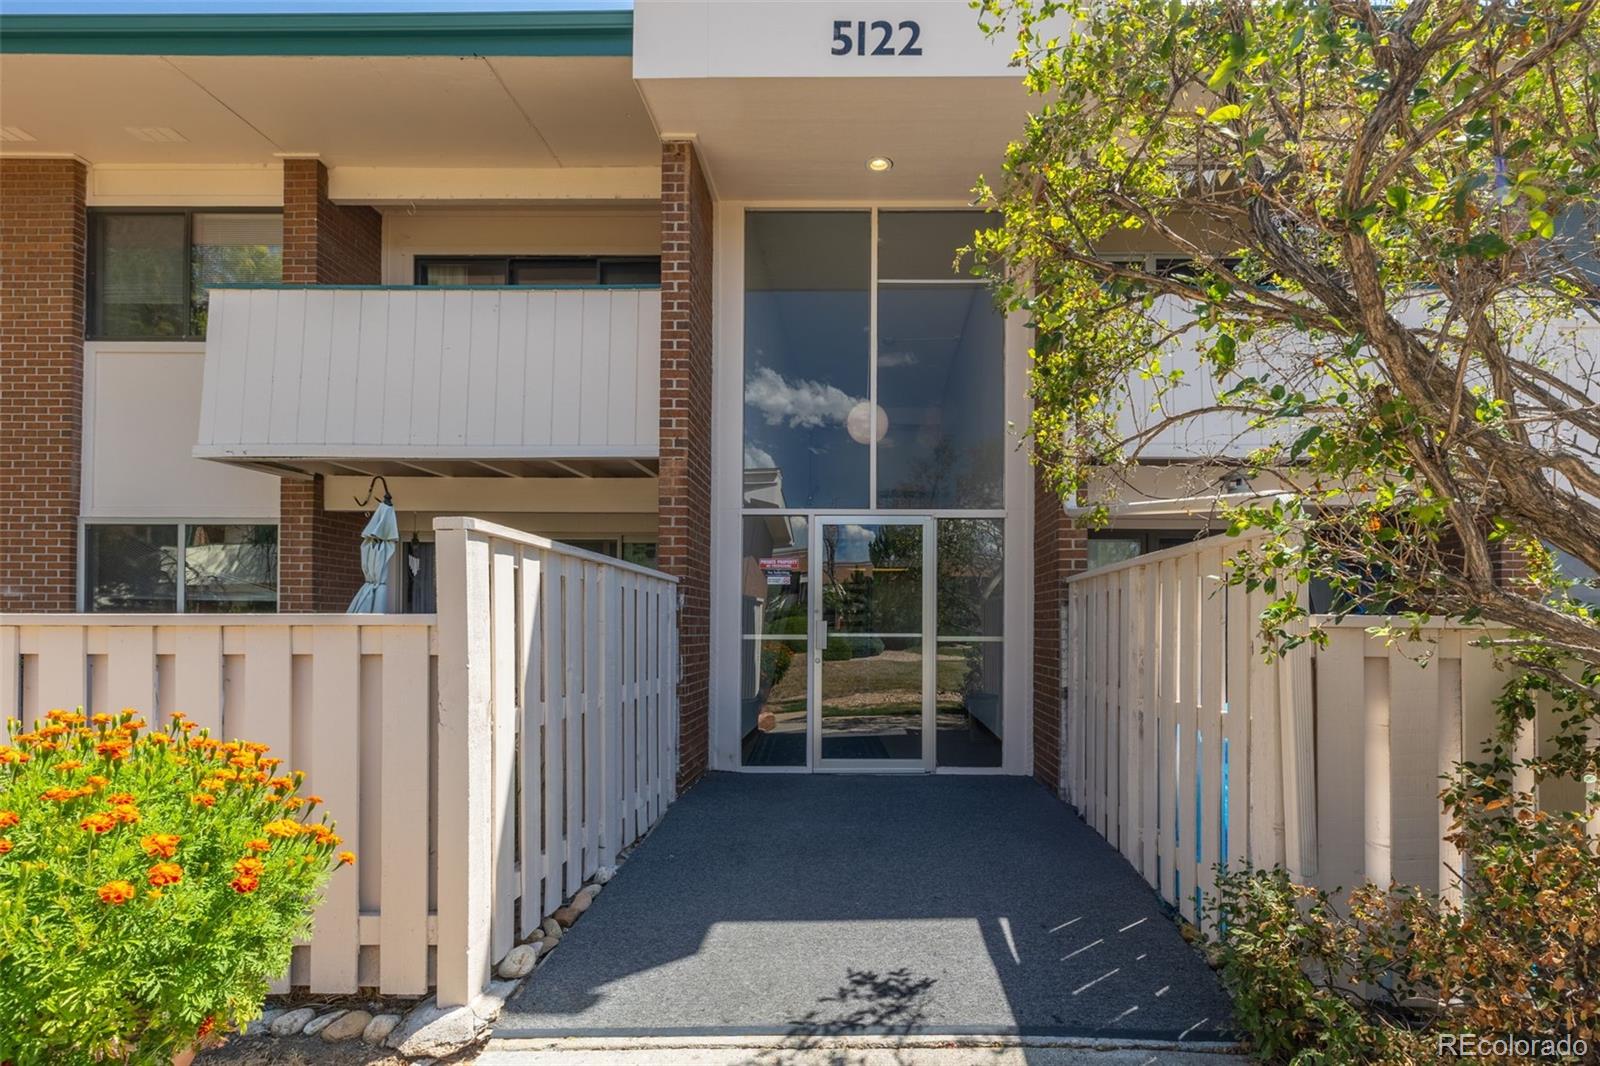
(196, 286), (661, 463)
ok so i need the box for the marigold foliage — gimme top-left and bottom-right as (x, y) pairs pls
(0, 709), (352, 1065)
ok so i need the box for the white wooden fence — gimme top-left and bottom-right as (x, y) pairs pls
(433, 517), (678, 1004)
(1061, 534), (1578, 928)
(0, 517), (678, 1009)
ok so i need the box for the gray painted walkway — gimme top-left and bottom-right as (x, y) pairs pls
(495, 773), (1234, 1045)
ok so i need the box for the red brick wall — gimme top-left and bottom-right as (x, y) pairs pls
(1033, 469), (1087, 793)
(279, 477), (367, 612)
(658, 141), (714, 792)
(278, 159), (381, 610)
(281, 158), (381, 285)
(0, 159), (86, 612)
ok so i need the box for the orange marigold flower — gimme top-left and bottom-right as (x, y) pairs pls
(196, 1016), (215, 1040)
(0, 811), (18, 829)
(337, 851), (356, 866)
(141, 833), (181, 858)
(268, 776), (294, 792)
(191, 793), (216, 808)
(310, 825), (341, 847)
(86, 775), (108, 788)
(111, 804), (140, 825)
(80, 812), (118, 834)
(251, 771), (269, 784)
(147, 862), (183, 887)
(177, 721), (196, 733)
(233, 856), (265, 877)
(260, 757), (283, 769)
(0, 748), (27, 765)
(245, 837), (271, 852)
(119, 717), (146, 731)
(98, 880), (136, 905)
(281, 797), (304, 810)
(262, 819), (301, 838)
(306, 795), (324, 805)
(229, 873), (259, 894)
(170, 711), (187, 720)
(91, 712), (115, 725)
(213, 768), (239, 782)
(0, 839), (13, 855)
(228, 753), (257, 769)
(54, 760), (84, 772)
(244, 741), (271, 754)
(106, 792), (136, 805)
(94, 738), (132, 759)
(40, 786), (76, 802)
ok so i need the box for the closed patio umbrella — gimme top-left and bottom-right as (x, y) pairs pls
(348, 478), (399, 613)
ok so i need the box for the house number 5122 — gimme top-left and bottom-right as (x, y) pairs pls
(830, 19), (923, 56)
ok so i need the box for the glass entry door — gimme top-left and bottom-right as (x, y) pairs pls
(811, 517), (934, 770)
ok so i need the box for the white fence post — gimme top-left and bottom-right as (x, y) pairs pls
(433, 523), (496, 1008)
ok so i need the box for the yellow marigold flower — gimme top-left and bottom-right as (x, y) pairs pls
(337, 851), (356, 866)
(229, 873), (260, 894)
(79, 812), (118, 834)
(245, 838), (271, 852)
(0, 811), (18, 829)
(0, 839), (12, 855)
(233, 856), (265, 878)
(91, 712), (115, 725)
(54, 760), (84, 773)
(282, 797), (305, 810)
(262, 819), (302, 839)
(111, 803), (140, 825)
(191, 794), (216, 808)
(107, 792), (136, 805)
(146, 888), (164, 899)
(141, 833), (181, 858)
(147, 862), (183, 887)
(0, 748), (27, 765)
(199, 778), (227, 792)
(147, 733), (172, 746)
(98, 880), (136, 905)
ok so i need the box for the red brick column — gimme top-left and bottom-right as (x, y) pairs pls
(658, 141), (714, 791)
(1033, 470), (1088, 793)
(277, 159), (382, 610)
(279, 476), (367, 612)
(0, 159), (86, 612)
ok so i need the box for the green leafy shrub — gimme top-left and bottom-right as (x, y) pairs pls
(1213, 668), (1600, 1064)
(0, 708), (354, 1064)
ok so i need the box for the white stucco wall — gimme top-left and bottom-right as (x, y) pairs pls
(82, 343), (280, 521)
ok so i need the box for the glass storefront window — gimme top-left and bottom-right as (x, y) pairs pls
(84, 522), (277, 613)
(742, 516), (809, 766)
(743, 212), (871, 509)
(876, 284), (1005, 508)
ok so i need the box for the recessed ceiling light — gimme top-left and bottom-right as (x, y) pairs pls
(866, 156), (894, 173)
(0, 126), (36, 143)
(124, 126), (187, 143)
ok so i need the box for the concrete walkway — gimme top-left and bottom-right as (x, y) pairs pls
(491, 774), (1235, 1057)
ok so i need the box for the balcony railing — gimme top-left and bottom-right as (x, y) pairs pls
(194, 285), (661, 472)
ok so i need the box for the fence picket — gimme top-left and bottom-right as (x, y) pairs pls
(518, 548), (547, 939)
(489, 542), (519, 963)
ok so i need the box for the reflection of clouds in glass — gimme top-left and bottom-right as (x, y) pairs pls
(745, 366), (862, 429)
(743, 443), (777, 470)
(877, 350), (919, 368)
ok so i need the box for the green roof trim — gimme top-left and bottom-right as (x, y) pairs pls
(0, 10), (634, 57)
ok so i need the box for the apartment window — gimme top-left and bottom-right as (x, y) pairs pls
(89, 209), (283, 340)
(414, 256), (661, 287)
(84, 522), (277, 613)
(1086, 529), (1210, 570)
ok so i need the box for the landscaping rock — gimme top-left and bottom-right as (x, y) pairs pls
(541, 917), (563, 939)
(386, 999), (484, 1057)
(551, 904), (581, 927)
(593, 865), (617, 884)
(301, 1010), (345, 1037)
(242, 1009), (281, 1037)
(569, 892), (593, 915)
(362, 1013), (402, 1044)
(269, 1007), (317, 1037)
(320, 1009), (371, 1042)
(578, 882), (602, 900)
(496, 942), (541, 979)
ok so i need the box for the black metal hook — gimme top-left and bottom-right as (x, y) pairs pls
(353, 474), (393, 508)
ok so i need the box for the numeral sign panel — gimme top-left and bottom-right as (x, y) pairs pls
(830, 19), (923, 56)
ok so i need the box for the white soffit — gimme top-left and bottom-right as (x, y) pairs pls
(0, 53), (660, 168)
(633, 0), (1041, 201)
